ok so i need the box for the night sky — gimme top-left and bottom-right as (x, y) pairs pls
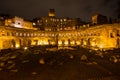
(0, 0), (119, 21)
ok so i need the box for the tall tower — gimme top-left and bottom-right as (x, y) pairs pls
(48, 9), (55, 17)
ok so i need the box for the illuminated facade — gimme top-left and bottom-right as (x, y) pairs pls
(48, 9), (56, 17)
(0, 23), (120, 50)
(33, 9), (78, 31)
(35, 17), (77, 31)
(5, 16), (37, 30)
(92, 14), (108, 25)
(0, 20), (4, 26)
(0, 10), (120, 50)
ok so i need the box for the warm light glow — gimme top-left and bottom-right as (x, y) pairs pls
(38, 40), (49, 45)
(58, 41), (62, 45)
(14, 24), (22, 28)
(91, 42), (96, 46)
(99, 44), (104, 48)
(33, 23), (36, 25)
(15, 44), (20, 48)
(70, 41), (75, 45)
(38, 42), (42, 45)
(24, 47), (28, 50)
(76, 41), (80, 45)
(44, 42), (49, 45)
(51, 42), (55, 45)
(65, 41), (68, 45)
(83, 41), (87, 45)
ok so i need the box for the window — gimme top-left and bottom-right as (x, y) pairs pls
(7, 32), (10, 36)
(38, 34), (40, 37)
(57, 19), (59, 21)
(52, 34), (54, 37)
(60, 19), (63, 22)
(12, 32), (15, 36)
(116, 30), (120, 36)
(110, 33), (114, 38)
(16, 32), (19, 36)
(34, 33), (37, 36)
(24, 33), (26, 37)
(20, 33), (22, 36)
(31, 33), (33, 36)
(45, 20), (48, 22)
(37, 20), (39, 23)
(27, 33), (30, 37)
(41, 34), (44, 36)
(64, 19), (66, 21)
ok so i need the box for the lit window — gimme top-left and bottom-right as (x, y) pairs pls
(38, 34), (40, 36)
(20, 33), (22, 36)
(16, 33), (19, 36)
(24, 33), (26, 37)
(57, 19), (59, 21)
(51, 18), (52, 21)
(64, 19), (66, 21)
(41, 34), (44, 36)
(52, 34), (54, 36)
(45, 20), (48, 22)
(60, 19), (63, 22)
(27, 33), (30, 37)
(33, 23), (36, 25)
(45, 34), (48, 36)
(31, 33), (33, 36)
(37, 20), (39, 23)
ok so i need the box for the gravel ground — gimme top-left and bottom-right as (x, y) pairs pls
(0, 46), (120, 80)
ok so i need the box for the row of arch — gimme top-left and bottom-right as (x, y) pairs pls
(10, 37), (97, 49)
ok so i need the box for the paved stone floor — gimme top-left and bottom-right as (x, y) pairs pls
(0, 46), (120, 80)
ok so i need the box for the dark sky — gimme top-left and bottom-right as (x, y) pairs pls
(0, 0), (119, 21)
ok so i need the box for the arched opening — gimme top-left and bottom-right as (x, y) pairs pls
(87, 38), (91, 46)
(19, 39), (22, 47)
(80, 39), (84, 46)
(11, 39), (16, 48)
(34, 40), (38, 45)
(117, 38), (120, 48)
(68, 39), (71, 46)
(62, 40), (65, 46)
(28, 39), (32, 46)
(48, 40), (51, 45)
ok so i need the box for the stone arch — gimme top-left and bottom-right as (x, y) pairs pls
(62, 40), (65, 46)
(117, 38), (120, 48)
(87, 38), (91, 46)
(48, 39), (51, 45)
(28, 39), (32, 46)
(19, 39), (22, 47)
(80, 39), (84, 46)
(68, 39), (71, 45)
(11, 39), (16, 48)
(34, 40), (38, 45)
